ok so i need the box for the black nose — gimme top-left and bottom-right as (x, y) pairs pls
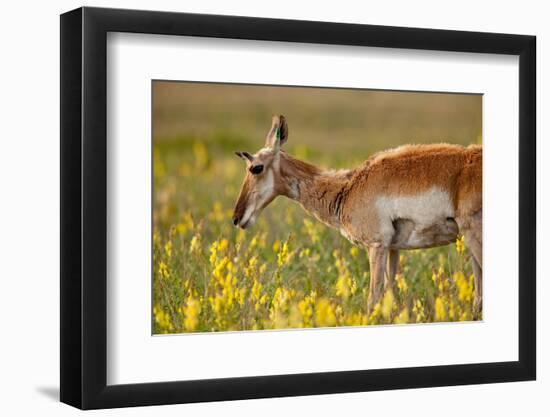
(233, 216), (239, 226)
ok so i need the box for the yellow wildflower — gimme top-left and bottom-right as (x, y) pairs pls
(367, 302), (382, 325)
(456, 235), (466, 255)
(335, 275), (350, 299)
(245, 256), (258, 278)
(315, 298), (337, 327)
(153, 305), (173, 332)
(164, 240), (172, 258)
(381, 290), (395, 322)
(236, 287), (246, 306)
(435, 297), (448, 321)
(209, 238), (229, 265)
(412, 299), (426, 323)
(288, 304), (302, 328)
(394, 307), (409, 324)
(343, 312), (365, 326)
(448, 300), (457, 321)
(453, 271), (473, 302)
(176, 212), (194, 235)
(460, 310), (473, 322)
(333, 250), (356, 299)
(270, 287), (295, 328)
(158, 261), (169, 280)
(182, 296), (201, 332)
(396, 274), (408, 294)
(189, 234), (201, 255)
(277, 239), (291, 267)
(212, 256), (229, 285)
(298, 291), (316, 327)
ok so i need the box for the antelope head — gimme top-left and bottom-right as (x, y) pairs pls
(232, 115), (289, 229)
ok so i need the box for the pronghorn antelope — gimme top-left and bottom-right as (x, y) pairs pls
(233, 115), (482, 314)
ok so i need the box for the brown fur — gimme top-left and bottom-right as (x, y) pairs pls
(347, 143), (481, 208)
(340, 143), (482, 245)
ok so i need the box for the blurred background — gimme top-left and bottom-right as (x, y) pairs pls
(154, 82), (481, 165)
(152, 81), (482, 334)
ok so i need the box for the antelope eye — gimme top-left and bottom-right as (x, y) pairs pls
(249, 164), (264, 175)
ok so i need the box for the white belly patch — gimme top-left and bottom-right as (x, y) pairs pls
(376, 187), (455, 227)
(374, 187), (456, 248)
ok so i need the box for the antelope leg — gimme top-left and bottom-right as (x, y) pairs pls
(385, 249), (399, 291)
(472, 256), (482, 316)
(367, 245), (388, 313)
(457, 209), (482, 315)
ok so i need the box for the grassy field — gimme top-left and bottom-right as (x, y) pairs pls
(152, 82), (482, 334)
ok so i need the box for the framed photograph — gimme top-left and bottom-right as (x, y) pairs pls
(60, 6), (536, 409)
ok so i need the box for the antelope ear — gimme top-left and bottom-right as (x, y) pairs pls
(235, 151), (254, 162)
(265, 115), (288, 149)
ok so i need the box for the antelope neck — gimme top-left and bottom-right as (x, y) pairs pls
(279, 152), (353, 229)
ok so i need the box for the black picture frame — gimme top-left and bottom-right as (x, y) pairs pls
(60, 6), (536, 410)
